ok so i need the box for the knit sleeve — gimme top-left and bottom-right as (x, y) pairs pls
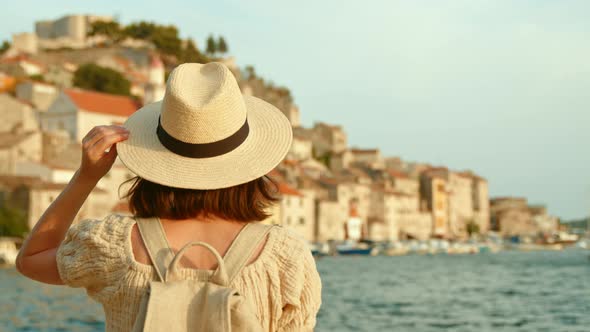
(56, 214), (129, 303)
(276, 232), (322, 332)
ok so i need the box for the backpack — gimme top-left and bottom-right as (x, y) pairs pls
(131, 217), (274, 332)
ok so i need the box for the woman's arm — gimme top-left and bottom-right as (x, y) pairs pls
(16, 125), (129, 284)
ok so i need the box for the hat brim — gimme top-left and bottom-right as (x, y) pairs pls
(117, 95), (293, 189)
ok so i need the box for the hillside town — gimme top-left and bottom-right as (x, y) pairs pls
(0, 14), (566, 250)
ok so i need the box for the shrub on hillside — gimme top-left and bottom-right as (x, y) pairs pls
(73, 63), (131, 96)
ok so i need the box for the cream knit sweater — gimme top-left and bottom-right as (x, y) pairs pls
(56, 214), (322, 332)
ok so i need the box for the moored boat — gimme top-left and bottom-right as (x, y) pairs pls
(336, 241), (378, 256)
(0, 238), (19, 266)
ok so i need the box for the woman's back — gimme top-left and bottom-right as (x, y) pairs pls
(130, 217), (266, 271)
(57, 214), (321, 332)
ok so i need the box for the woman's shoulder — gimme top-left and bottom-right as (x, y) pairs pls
(269, 225), (309, 251)
(69, 213), (134, 237)
(266, 225), (313, 267)
(57, 214), (136, 300)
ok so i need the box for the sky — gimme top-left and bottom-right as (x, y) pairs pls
(2, 0), (589, 219)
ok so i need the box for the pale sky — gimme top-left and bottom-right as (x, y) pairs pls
(2, 0), (589, 219)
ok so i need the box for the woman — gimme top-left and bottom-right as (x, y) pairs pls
(16, 62), (322, 331)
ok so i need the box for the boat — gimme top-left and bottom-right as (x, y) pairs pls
(0, 238), (19, 266)
(309, 242), (330, 257)
(382, 242), (409, 256)
(336, 241), (378, 256)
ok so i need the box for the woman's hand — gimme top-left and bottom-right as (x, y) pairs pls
(79, 125), (129, 183)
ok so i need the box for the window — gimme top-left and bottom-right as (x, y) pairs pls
(285, 197), (290, 206)
(437, 183), (445, 192)
(436, 198), (445, 210)
(299, 217), (305, 225)
(299, 198), (303, 207)
(286, 217), (292, 225)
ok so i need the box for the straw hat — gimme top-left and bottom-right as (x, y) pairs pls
(117, 62), (293, 189)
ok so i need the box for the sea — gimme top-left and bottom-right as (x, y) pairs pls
(1, 250), (589, 332)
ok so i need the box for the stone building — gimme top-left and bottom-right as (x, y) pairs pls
(0, 55), (46, 77)
(42, 88), (140, 142)
(0, 94), (39, 133)
(312, 173), (371, 241)
(420, 167), (490, 239)
(420, 169), (450, 238)
(466, 172), (490, 234)
(35, 15), (112, 50)
(490, 198), (558, 237)
(368, 186), (399, 241)
(287, 134), (313, 161)
(447, 172), (474, 238)
(15, 81), (59, 111)
(349, 148), (385, 170)
(0, 175), (110, 229)
(310, 122), (347, 157)
(330, 149), (354, 172)
(0, 131), (42, 176)
(490, 197), (535, 237)
(263, 181), (316, 243)
(44, 63), (75, 88)
(11, 32), (38, 55)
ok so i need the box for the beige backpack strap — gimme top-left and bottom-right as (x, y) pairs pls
(223, 223), (275, 284)
(136, 217), (175, 282)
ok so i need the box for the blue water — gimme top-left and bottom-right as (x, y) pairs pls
(1, 250), (589, 331)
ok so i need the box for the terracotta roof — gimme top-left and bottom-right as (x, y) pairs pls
(457, 170), (487, 181)
(277, 182), (303, 197)
(267, 168), (285, 181)
(318, 177), (339, 186)
(292, 133), (311, 140)
(64, 88), (141, 117)
(315, 122), (343, 130)
(0, 55), (46, 69)
(387, 169), (408, 179)
(351, 148), (379, 154)
(282, 159), (300, 167)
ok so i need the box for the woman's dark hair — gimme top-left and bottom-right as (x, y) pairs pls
(121, 175), (280, 222)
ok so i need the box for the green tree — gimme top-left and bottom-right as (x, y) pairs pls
(150, 25), (182, 56)
(218, 36), (228, 54)
(73, 63), (131, 96)
(206, 35), (217, 55)
(124, 21), (156, 39)
(0, 41), (10, 55)
(29, 74), (45, 82)
(123, 22), (182, 57)
(0, 206), (28, 237)
(244, 65), (256, 80)
(466, 220), (480, 236)
(88, 20), (122, 41)
(179, 38), (210, 64)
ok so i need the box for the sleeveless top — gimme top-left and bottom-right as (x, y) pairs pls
(56, 214), (322, 332)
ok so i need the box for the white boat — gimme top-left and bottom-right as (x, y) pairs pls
(0, 238), (19, 266)
(383, 242), (409, 256)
